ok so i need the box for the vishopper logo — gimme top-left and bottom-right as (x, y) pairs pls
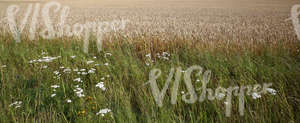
(2, 1), (129, 53)
(287, 4), (300, 41)
(144, 65), (277, 117)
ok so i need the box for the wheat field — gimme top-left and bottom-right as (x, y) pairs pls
(0, 0), (299, 122)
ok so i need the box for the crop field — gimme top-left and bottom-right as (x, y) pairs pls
(0, 0), (299, 122)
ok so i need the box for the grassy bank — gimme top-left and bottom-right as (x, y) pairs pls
(0, 39), (299, 122)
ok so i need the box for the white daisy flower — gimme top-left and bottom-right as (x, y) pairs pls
(29, 60), (35, 64)
(96, 82), (106, 91)
(96, 108), (111, 116)
(63, 68), (72, 73)
(156, 53), (161, 57)
(87, 61), (94, 64)
(75, 89), (83, 94)
(66, 99), (72, 103)
(9, 101), (22, 107)
(105, 53), (112, 57)
(51, 94), (56, 97)
(81, 72), (88, 75)
(54, 71), (60, 75)
(39, 56), (59, 63)
(51, 85), (60, 89)
(41, 52), (48, 55)
(266, 88), (277, 95)
(77, 94), (85, 97)
(88, 70), (95, 74)
(162, 57), (169, 60)
(145, 53), (151, 58)
(146, 63), (150, 66)
(252, 92), (261, 99)
(15, 105), (21, 109)
(162, 52), (170, 56)
(74, 78), (83, 82)
(74, 87), (85, 97)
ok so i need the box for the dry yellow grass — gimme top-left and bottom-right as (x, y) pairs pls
(0, 0), (299, 55)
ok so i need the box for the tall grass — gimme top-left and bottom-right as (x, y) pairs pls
(0, 37), (299, 122)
